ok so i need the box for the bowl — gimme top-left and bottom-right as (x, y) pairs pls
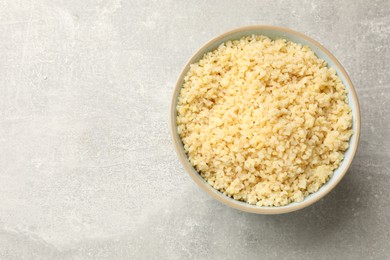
(170, 25), (361, 214)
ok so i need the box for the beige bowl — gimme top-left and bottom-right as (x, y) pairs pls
(170, 25), (361, 214)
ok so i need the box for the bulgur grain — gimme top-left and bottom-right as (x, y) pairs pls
(177, 35), (353, 207)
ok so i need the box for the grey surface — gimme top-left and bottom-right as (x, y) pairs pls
(0, 0), (389, 259)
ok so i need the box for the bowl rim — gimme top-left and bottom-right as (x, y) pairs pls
(170, 25), (361, 214)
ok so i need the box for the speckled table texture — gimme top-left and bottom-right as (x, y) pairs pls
(0, 0), (389, 259)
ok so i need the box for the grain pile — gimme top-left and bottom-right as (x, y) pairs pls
(177, 35), (353, 206)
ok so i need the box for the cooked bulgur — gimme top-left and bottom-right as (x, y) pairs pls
(177, 35), (353, 207)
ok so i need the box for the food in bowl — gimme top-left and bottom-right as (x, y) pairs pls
(176, 35), (353, 207)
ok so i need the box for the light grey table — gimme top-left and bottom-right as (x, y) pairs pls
(1, 0), (389, 259)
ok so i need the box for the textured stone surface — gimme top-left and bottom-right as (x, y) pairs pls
(0, 0), (389, 259)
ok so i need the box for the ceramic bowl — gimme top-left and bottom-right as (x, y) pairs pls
(170, 25), (361, 214)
